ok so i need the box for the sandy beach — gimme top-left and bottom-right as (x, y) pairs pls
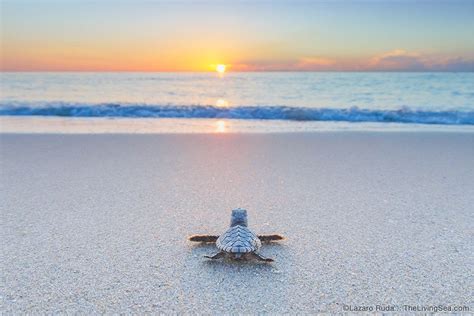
(1, 132), (473, 313)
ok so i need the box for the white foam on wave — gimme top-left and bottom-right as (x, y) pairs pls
(1, 102), (473, 125)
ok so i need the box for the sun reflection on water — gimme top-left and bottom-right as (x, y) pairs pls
(215, 120), (227, 133)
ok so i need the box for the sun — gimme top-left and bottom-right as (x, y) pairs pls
(216, 64), (226, 73)
(216, 98), (229, 107)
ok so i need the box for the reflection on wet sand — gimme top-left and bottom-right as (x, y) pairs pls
(215, 120), (227, 133)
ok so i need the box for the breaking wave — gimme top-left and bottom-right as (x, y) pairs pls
(1, 102), (473, 125)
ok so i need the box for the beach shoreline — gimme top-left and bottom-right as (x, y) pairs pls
(1, 132), (473, 313)
(2, 116), (474, 134)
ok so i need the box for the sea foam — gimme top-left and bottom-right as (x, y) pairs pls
(1, 102), (473, 125)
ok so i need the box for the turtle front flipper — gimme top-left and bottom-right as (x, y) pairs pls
(188, 235), (219, 243)
(248, 252), (274, 262)
(258, 234), (285, 242)
(204, 251), (225, 260)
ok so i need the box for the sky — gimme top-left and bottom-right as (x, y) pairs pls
(1, 0), (474, 72)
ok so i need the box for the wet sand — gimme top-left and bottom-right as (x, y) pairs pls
(1, 133), (473, 313)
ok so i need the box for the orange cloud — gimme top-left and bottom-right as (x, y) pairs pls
(295, 57), (336, 70)
(229, 56), (337, 71)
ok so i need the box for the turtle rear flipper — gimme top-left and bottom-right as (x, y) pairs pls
(248, 252), (274, 262)
(189, 235), (219, 243)
(204, 251), (225, 260)
(258, 234), (284, 242)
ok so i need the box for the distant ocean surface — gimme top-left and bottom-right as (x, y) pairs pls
(1, 72), (474, 132)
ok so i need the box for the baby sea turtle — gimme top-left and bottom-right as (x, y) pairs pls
(189, 208), (284, 262)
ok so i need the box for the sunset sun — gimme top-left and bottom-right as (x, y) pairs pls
(216, 64), (226, 73)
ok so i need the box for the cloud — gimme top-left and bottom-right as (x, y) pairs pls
(231, 56), (338, 71)
(231, 50), (474, 71)
(295, 57), (337, 70)
(368, 49), (474, 71)
(430, 56), (474, 71)
(369, 49), (426, 71)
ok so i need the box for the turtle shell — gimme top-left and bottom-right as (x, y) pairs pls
(216, 225), (261, 254)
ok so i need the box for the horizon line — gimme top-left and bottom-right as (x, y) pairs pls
(2, 70), (474, 73)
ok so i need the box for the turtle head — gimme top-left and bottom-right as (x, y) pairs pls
(230, 208), (248, 227)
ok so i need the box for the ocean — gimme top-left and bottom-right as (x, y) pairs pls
(1, 72), (473, 133)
